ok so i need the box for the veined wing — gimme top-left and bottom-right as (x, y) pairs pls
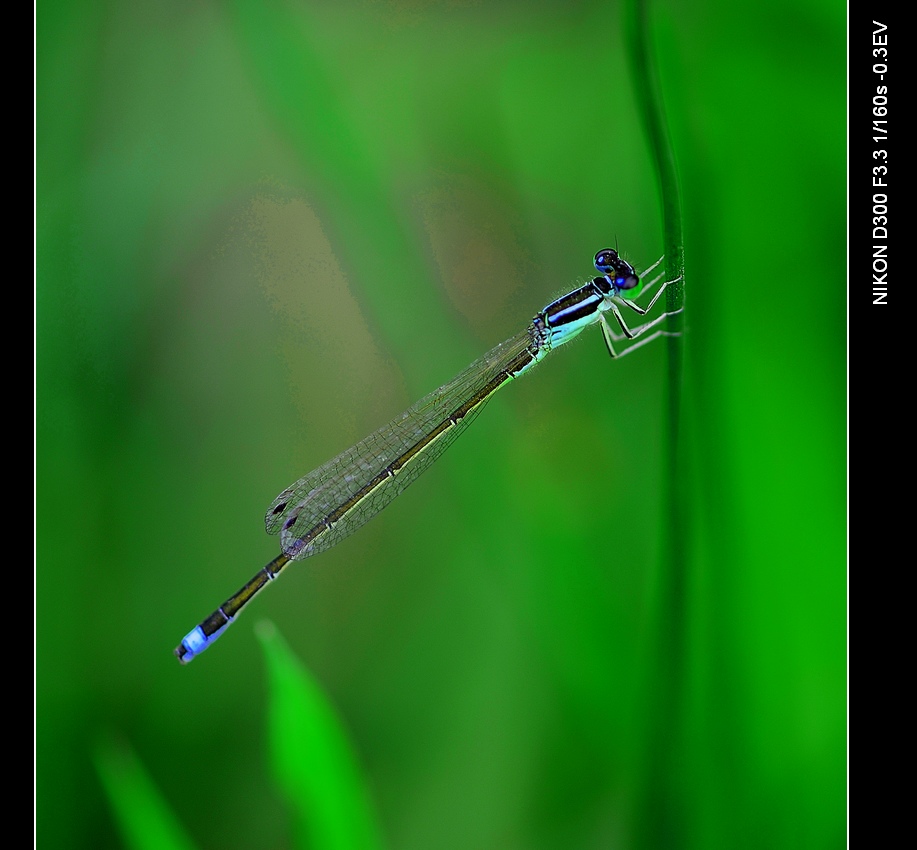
(265, 326), (538, 560)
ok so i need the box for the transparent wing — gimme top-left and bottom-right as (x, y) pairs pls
(265, 327), (537, 560)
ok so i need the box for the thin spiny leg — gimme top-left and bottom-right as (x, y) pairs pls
(614, 329), (680, 359)
(626, 270), (665, 308)
(602, 313), (666, 343)
(610, 302), (683, 340)
(600, 313), (680, 359)
(619, 254), (665, 306)
(620, 274), (682, 316)
(639, 254), (665, 279)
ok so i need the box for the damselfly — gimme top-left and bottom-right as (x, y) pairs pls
(175, 249), (677, 662)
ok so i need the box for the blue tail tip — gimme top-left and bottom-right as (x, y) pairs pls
(174, 626), (207, 664)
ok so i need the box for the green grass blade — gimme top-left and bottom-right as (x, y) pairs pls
(93, 735), (199, 850)
(257, 622), (384, 850)
(625, 0), (690, 845)
(628, 0), (686, 317)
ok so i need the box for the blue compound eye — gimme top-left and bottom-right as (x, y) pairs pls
(594, 249), (618, 274)
(618, 274), (640, 291)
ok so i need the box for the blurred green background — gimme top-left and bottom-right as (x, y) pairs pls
(36, 1), (845, 848)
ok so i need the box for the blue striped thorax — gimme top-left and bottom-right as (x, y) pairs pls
(536, 248), (641, 350)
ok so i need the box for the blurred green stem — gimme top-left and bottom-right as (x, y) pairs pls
(626, 0), (688, 846)
(93, 735), (199, 850)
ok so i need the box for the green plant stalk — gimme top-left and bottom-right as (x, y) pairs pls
(258, 621), (385, 850)
(93, 735), (199, 850)
(626, 0), (689, 845)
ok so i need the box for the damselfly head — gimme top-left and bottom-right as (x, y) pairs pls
(594, 248), (639, 293)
